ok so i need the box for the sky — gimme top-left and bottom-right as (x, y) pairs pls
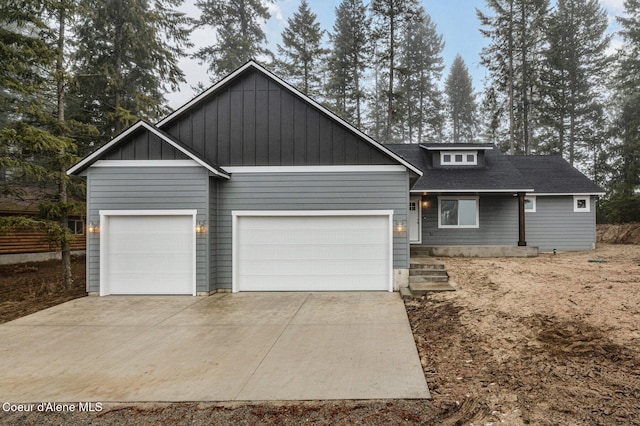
(167, 0), (628, 110)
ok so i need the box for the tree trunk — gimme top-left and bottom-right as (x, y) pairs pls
(521, 2), (530, 154)
(57, 6), (72, 290)
(508, 0), (515, 154)
(387, 3), (395, 143)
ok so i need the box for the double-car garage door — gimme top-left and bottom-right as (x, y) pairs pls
(100, 211), (392, 295)
(233, 212), (392, 292)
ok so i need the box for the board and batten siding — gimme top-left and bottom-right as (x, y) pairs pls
(213, 171), (409, 290)
(86, 166), (209, 293)
(526, 196), (596, 251)
(162, 70), (397, 168)
(420, 194), (520, 246)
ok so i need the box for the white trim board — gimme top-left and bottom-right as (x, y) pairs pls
(155, 60), (424, 178)
(422, 145), (494, 151)
(411, 189), (534, 193)
(92, 160), (202, 168)
(99, 209), (198, 296)
(224, 165), (406, 173)
(526, 192), (606, 196)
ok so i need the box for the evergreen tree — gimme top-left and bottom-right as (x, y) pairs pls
(69, 0), (191, 143)
(541, 0), (610, 169)
(0, 1), (87, 289)
(326, 0), (371, 127)
(604, 0), (640, 222)
(398, 7), (445, 143)
(193, 0), (273, 78)
(276, 0), (327, 96)
(370, 0), (419, 142)
(445, 55), (477, 143)
(478, 0), (549, 153)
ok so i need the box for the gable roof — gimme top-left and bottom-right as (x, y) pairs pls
(386, 144), (534, 193)
(507, 155), (605, 195)
(67, 121), (230, 178)
(155, 60), (423, 176)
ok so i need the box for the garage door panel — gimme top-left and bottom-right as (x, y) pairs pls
(235, 214), (391, 292)
(104, 214), (194, 295)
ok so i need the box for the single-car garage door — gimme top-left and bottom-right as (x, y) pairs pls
(233, 211), (392, 292)
(101, 211), (196, 295)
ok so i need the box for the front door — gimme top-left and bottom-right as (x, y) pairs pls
(409, 197), (421, 243)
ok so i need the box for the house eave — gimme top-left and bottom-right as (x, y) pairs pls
(410, 189), (535, 193)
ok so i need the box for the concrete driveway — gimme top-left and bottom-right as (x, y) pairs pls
(0, 292), (430, 402)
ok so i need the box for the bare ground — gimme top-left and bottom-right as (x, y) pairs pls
(1, 244), (639, 425)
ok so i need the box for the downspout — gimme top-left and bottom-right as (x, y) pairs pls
(518, 192), (527, 246)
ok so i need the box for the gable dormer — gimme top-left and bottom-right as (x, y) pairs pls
(421, 144), (494, 168)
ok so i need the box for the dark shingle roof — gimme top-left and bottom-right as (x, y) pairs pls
(386, 144), (533, 192)
(506, 155), (605, 194)
(385, 144), (604, 194)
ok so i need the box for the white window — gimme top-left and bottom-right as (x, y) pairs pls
(524, 196), (536, 213)
(438, 197), (479, 228)
(441, 151), (477, 166)
(574, 196), (590, 212)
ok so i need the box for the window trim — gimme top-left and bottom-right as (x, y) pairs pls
(573, 196), (590, 212)
(69, 219), (85, 235)
(524, 196), (536, 213)
(438, 196), (480, 229)
(440, 151), (478, 166)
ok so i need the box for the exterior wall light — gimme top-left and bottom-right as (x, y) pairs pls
(196, 220), (207, 234)
(394, 220), (406, 234)
(88, 221), (100, 234)
(422, 200), (430, 208)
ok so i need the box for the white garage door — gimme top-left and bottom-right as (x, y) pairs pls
(233, 212), (392, 292)
(101, 213), (195, 295)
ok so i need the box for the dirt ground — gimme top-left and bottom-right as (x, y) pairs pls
(0, 256), (86, 324)
(1, 244), (639, 425)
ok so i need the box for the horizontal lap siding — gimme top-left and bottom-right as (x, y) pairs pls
(214, 171), (409, 289)
(86, 167), (209, 293)
(421, 195), (519, 245)
(526, 196), (596, 251)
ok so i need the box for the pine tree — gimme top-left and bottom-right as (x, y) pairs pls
(478, 0), (549, 153)
(370, 0), (419, 142)
(193, 0), (273, 78)
(0, 1), (87, 289)
(276, 0), (328, 96)
(541, 0), (610, 168)
(69, 0), (191, 142)
(605, 0), (640, 222)
(398, 7), (445, 143)
(445, 55), (477, 143)
(326, 0), (371, 127)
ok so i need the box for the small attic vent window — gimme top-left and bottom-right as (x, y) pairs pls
(441, 151), (477, 166)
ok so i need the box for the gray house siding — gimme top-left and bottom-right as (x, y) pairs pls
(526, 196), (596, 251)
(212, 171), (410, 289)
(420, 194), (520, 246)
(162, 70), (397, 167)
(86, 166), (210, 293)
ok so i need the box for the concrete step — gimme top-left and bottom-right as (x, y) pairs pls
(399, 286), (414, 300)
(409, 281), (456, 294)
(409, 260), (445, 270)
(409, 269), (448, 277)
(410, 275), (449, 284)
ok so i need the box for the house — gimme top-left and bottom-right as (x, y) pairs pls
(67, 61), (604, 296)
(386, 144), (605, 254)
